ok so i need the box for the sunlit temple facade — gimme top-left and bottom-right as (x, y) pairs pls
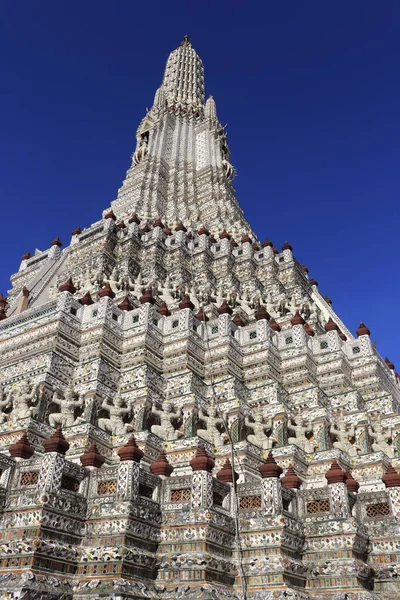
(0, 36), (399, 599)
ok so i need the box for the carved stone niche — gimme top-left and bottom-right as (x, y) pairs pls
(356, 490), (393, 522)
(297, 488), (331, 520)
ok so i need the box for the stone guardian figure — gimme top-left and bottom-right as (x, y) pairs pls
(98, 392), (134, 435)
(49, 384), (84, 429)
(246, 408), (276, 450)
(197, 399), (225, 448)
(369, 418), (394, 458)
(0, 386), (12, 424)
(151, 400), (182, 441)
(287, 413), (314, 453)
(9, 381), (42, 423)
(330, 413), (357, 456)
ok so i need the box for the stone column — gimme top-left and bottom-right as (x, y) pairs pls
(356, 322), (373, 356)
(383, 463), (400, 522)
(217, 311), (231, 336)
(79, 441), (106, 498)
(290, 311), (307, 346)
(190, 445), (215, 509)
(37, 427), (70, 497)
(138, 288), (156, 325)
(216, 457), (238, 513)
(259, 451), (283, 516)
(116, 435), (144, 501)
(325, 459), (350, 518)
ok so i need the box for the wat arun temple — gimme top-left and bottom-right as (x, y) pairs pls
(0, 37), (400, 600)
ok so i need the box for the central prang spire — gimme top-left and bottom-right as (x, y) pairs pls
(161, 35), (205, 109)
(109, 38), (253, 238)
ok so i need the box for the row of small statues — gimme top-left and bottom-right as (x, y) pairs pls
(246, 409), (395, 458)
(149, 401), (395, 459)
(0, 382), (136, 434)
(65, 262), (321, 324)
(0, 382), (396, 458)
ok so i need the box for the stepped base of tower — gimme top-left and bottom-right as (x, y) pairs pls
(0, 424), (399, 599)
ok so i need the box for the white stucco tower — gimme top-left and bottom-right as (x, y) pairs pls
(0, 37), (400, 600)
(110, 36), (252, 236)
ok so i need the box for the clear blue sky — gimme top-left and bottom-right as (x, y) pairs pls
(1, 1), (399, 366)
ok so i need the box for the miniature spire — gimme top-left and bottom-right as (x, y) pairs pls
(281, 465), (302, 489)
(195, 307), (209, 322)
(262, 238), (273, 248)
(80, 442), (105, 469)
(217, 300), (233, 315)
(139, 288), (156, 305)
(117, 435), (144, 463)
(345, 470), (359, 493)
(325, 317), (339, 332)
(104, 210), (117, 221)
(217, 457), (238, 483)
(255, 305), (270, 321)
(43, 426), (70, 455)
(356, 322), (370, 337)
(153, 85), (166, 110)
(197, 225), (210, 236)
(325, 459), (346, 484)
(232, 313), (245, 327)
(385, 357), (395, 370)
(59, 277), (77, 294)
(118, 296), (134, 311)
(150, 448), (174, 477)
(128, 213), (141, 224)
(291, 310), (305, 326)
(179, 294), (194, 310)
(382, 463), (400, 488)
(153, 218), (165, 229)
(98, 282), (115, 299)
(158, 301), (171, 316)
(79, 292), (94, 306)
(304, 322), (315, 337)
(141, 223), (152, 234)
(259, 452), (283, 479)
(190, 444), (215, 472)
(9, 431), (35, 460)
(269, 318), (281, 332)
(205, 95), (217, 120)
(181, 34), (191, 47)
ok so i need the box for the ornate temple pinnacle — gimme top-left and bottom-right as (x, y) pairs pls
(181, 34), (192, 47)
(109, 35), (250, 234)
